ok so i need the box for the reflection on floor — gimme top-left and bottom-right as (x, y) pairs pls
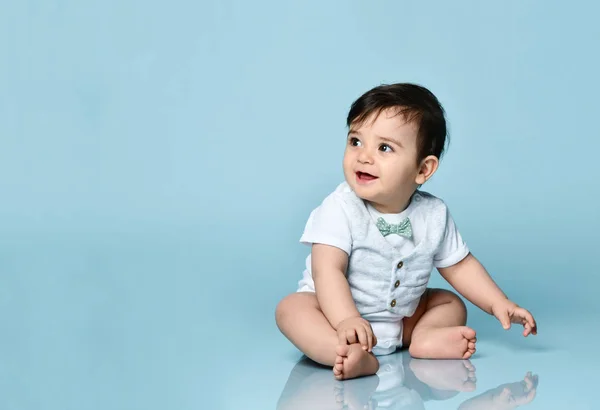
(277, 350), (538, 410)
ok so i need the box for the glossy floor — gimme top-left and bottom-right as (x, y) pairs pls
(227, 309), (596, 409)
(2, 240), (597, 410)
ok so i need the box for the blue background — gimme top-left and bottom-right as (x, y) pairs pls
(1, 1), (599, 409)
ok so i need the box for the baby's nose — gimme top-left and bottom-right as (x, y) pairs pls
(358, 150), (374, 163)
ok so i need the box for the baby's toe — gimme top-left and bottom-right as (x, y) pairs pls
(335, 356), (344, 365)
(333, 368), (343, 380)
(460, 326), (477, 340)
(336, 344), (350, 357)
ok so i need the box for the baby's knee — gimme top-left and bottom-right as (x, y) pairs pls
(429, 288), (467, 313)
(275, 292), (316, 326)
(275, 294), (295, 326)
(447, 290), (467, 312)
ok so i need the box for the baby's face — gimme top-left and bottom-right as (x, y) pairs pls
(343, 108), (422, 213)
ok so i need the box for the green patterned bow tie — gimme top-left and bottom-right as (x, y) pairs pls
(376, 217), (413, 239)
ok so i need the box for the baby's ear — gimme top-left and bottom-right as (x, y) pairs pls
(416, 155), (439, 184)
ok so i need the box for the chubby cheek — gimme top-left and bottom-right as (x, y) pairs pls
(343, 166), (355, 184)
(381, 165), (411, 188)
(342, 153), (354, 173)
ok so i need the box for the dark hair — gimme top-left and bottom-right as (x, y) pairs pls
(346, 83), (448, 163)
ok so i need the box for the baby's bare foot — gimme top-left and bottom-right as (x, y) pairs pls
(409, 357), (477, 392)
(333, 344), (380, 380)
(409, 326), (477, 359)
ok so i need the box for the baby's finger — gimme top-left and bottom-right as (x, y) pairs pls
(498, 310), (511, 330)
(346, 329), (358, 344)
(356, 326), (368, 350)
(338, 330), (348, 345)
(525, 312), (537, 334)
(366, 326), (374, 352)
(519, 312), (536, 335)
(362, 325), (373, 351)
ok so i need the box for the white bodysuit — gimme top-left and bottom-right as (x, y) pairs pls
(297, 182), (469, 356)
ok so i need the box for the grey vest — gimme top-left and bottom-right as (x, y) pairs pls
(333, 182), (448, 316)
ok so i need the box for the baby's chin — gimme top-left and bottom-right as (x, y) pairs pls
(348, 183), (381, 203)
(346, 177), (368, 192)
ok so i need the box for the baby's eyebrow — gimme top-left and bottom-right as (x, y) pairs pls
(377, 135), (403, 147)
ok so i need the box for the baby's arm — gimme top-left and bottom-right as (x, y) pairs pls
(438, 254), (537, 336)
(438, 253), (507, 314)
(312, 244), (376, 351)
(312, 244), (356, 325)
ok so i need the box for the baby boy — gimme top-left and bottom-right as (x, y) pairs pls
(275, 83), (537, 380)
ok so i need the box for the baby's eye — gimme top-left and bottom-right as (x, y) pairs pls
(379, 144), (393, 153)
(349, 137), (361, 147)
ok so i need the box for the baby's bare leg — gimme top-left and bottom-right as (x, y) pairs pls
(403, 288), (477, 359)
(275, 292), (339, 365)
(276, 292), (379, 379)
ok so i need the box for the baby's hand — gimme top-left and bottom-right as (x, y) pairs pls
(335, 316), (377, 352)
(491, 299), (538, 336)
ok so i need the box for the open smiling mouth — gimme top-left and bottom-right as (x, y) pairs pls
(356, 171), (378, 182)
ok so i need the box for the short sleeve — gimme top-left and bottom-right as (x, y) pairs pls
(433, 207), (470, 268)
(300, 194), (352, 255)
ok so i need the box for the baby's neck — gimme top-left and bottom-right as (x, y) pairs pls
(367, 193), (415, 214)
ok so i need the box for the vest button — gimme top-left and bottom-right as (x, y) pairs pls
(397, 261), (403, 269)
(390, 299), (396, 307)
(394, 280), (400, 288)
